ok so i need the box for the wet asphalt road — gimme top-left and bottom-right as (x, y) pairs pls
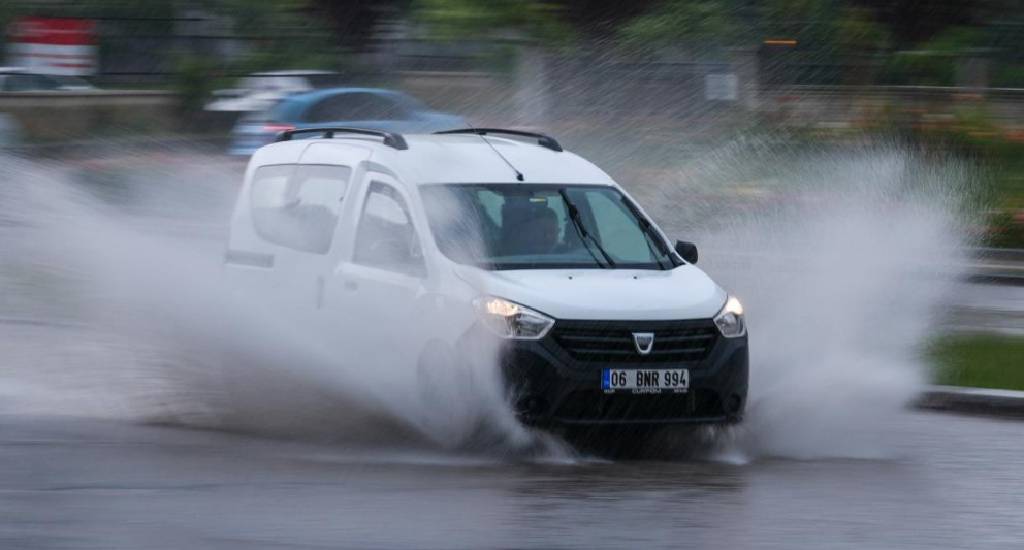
(1, 411), (1022, 549)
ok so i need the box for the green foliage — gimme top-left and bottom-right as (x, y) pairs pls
(216, 0), (345, 71)
(881, 52), (956, 86)
(987, 209), (1024, 248)
(618, 0), (744, 53)
(758, 0), (891, 58)
(881, 26), (988, 86)
(159, 1), (345, 97)
(922, 26), (989, 54)
(930, 334), (1024, 391)
(219, 0), (311, 32)
(834, 7), (890, 53)
(26, 0), (177, 18)
(909, 105), (1024, 246)
(414, 0), (573, 46)
(173, 55), (219, 113)
(760, 0), (838, 46)
(617, 0), (889, 61)
(991, 64), (1024, 88)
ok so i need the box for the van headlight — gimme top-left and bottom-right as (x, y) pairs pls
(474, 296), (554, 340)
(713, 295), (746, 338)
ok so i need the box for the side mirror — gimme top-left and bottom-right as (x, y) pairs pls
(674, 240), (698, 264)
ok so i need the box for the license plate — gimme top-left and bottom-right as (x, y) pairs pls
(601, 368), (689, 394)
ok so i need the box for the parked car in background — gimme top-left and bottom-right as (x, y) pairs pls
(228, 88), (466, 156)
(0, 67), (95, 92)
(205, 70), (343, 113)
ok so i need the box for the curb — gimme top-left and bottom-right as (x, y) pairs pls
(917, 385), (1024, 418)
(965, 273), (1024, 287)
(967, 247), (1024, 286)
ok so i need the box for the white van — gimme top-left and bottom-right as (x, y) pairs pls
(225, 127), (748, 429)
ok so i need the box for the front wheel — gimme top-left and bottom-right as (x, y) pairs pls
(414, 340), (482, 448)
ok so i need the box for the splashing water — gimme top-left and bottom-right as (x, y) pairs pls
(643, 139), (973, 459)
(0, 136), (973, 462)
(0, 149), (541, 454)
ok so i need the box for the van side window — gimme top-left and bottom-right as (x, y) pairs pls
(249, 164), (351, 254)
(353, 182), (425, 276)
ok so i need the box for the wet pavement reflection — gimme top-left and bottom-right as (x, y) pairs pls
(0, 411), (1021, 549)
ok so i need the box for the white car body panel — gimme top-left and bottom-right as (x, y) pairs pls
(249, 135), (615, 186)
(454, 266), (726, 321)
(226, 132), (728, 366)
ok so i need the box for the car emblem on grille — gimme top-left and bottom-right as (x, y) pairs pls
(632, 332), (655, 355)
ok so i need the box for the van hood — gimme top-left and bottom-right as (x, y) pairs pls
(454, 265), (727, 321)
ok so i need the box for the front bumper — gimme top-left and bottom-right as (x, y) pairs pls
(486, 319), (748, 427)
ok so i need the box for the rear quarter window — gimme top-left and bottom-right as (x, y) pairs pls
(249, 164), (351, 254)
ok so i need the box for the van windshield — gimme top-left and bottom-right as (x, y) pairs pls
(420, 184), (680, 270)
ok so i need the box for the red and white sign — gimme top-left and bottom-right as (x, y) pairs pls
(7, 17), (98, 76)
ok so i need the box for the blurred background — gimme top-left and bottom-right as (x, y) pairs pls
(0, 0), (1022, 245)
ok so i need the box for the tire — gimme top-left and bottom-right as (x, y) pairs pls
(414, 340), (481, 448)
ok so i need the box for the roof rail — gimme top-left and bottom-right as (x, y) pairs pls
(275, 127), (408, 150)
(435, 128), (563, 152)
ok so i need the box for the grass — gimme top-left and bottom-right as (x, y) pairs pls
(930, 334), (1024, 391)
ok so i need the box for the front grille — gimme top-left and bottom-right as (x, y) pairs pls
(555, 389), (723, 420)
(551, 319), (718, 364)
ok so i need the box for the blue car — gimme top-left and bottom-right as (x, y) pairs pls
(229, 87), (466, 155)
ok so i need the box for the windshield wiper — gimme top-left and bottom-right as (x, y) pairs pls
(558, 190), (616, 269)
(619, 196), (670, 270)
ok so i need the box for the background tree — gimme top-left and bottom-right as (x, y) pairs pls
(616, 0), (746, 55)
(412, 0), (573, 45)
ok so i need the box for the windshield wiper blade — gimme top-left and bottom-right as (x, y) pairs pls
(619, 196), (671, 270)
(559, 190), (616, 269)
(636, 216), (668, 270)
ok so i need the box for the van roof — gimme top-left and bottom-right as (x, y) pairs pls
(250, 132), (616, 186)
